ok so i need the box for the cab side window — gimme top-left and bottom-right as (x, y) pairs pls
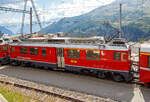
(148, 56), (150, 68)
(114, 52), (120, 61)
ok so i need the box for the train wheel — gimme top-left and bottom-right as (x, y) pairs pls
(145, 83), (150, 88)
(11, 61), (19, 66)
(97, 71), (106, 79)
(113, 74), (124, 82)
(43, 66), (49, 70)
(21, 62), (26, 67)
(148, 83), (150, 88)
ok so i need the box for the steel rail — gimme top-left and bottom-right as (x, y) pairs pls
(0, 78), (83, 102)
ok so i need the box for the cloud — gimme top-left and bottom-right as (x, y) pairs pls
(0, 0), (38, 24)
(38, 0), (115, 22)
(0, 0), (115, 28)
(0, 0), (23, 6)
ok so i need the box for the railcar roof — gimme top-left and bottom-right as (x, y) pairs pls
(140, 43), (150, 53)
(10, 42), (129, 51)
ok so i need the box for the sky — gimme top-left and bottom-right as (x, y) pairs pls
(0, 0), (115, 33)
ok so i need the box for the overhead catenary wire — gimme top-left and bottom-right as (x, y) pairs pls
(0, 0), (108, 27)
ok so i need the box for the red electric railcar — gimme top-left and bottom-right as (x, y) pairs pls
(9, 38), (133, 82)
(140, 43), (150, 86)
(0, 39), (9, 65)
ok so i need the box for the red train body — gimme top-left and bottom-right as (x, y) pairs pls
(0, 39), (9, 65)
(0, 37), (150, 86)
(140, 43), (150, 86)
(8, 38), (133, 82)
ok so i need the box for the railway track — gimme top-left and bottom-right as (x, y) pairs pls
(0, 80), (81, 102)
(0, 66), (150, 101)
(0, 74), (114, 102)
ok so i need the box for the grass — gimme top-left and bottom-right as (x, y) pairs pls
(0, 85), (39, 102)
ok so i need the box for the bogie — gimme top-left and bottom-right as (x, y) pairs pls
(97, 71), (106, 79)
(10, 60), (20, 66)
(113, 73), (124, 82)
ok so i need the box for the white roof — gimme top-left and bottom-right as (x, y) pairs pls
(140, 43), (150, 53)
(10, 43), (128, 51)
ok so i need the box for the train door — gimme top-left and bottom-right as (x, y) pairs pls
(130, 44), (140, 72)
(57, 48), (65, 68)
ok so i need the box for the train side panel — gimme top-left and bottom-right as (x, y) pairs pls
(0, 44), (9, 64)
(64, 48), (130, 71)
(140, 52), (150, 84)
(64, 48), (132, 81)
(9, 45), (57, 68)
(9, 43), (132, 82)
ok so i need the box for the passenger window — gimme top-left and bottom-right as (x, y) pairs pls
(3, 45), (8, 51)
(86, 50), (100, 60)
(114, 52), (120, 61)
(148, 56), (150, 68)
(42, 48), (46, 56)
(30, 48), (39, 55)
(20, 47), (28, 54)
(121, 52), (127, 62)
(67, 49), (80, 59)
(11, 47), (15, 52)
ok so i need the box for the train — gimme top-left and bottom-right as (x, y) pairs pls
(140, 43), (150, 86)
(0, 36), (150, 87)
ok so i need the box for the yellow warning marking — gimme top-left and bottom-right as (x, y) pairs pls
(70, 60), (77, 64)
(140, 52), (150, 56)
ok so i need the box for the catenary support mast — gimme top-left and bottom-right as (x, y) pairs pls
(30, 8), (32, 35)
(119, 3), (122, 38)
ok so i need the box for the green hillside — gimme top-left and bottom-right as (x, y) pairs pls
(41, 0), (150, 41)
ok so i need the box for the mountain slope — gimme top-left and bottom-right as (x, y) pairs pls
(0, 26), (14, 36)
(41, 0), (150, 41)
